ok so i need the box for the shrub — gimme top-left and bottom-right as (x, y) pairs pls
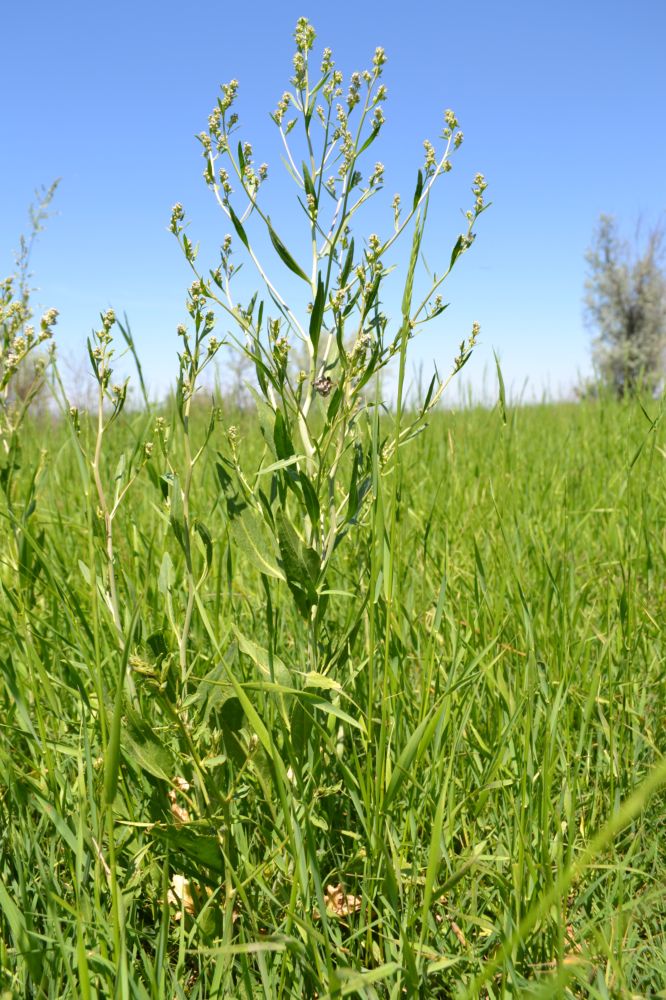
(584, 214), (666, 397)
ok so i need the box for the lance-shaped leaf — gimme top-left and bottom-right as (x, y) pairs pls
(193, 519), (213, 578)
(273, 408), (295, 461)
(302, 161), (316, 202)
(266, 217), (310, 283)
(165, 473), (187, 556)
(232, 506), (285, 581)
(340, 238), (355, 287)
(412, 168), (424, 211)
(449, 233), (467, 270)
(228, 202), (250, 250)
(494, 350), (507, 426)
(123, 706), (176, 782)
(276, 509), (319, 616)
(232, 625), (291, 687)
(309, 273), (325, 355)
(299, 471), (320, 527)
(151, 825), (225, 878)
(357, 129), (379, 157)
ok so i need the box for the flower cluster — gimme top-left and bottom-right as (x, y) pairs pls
(347, 72), (362, 111)
(369, 162), (384, 187)
(466, 173), (489, 222)
(169, 202), (185, 235)
(1, 277), (58, 373)
(294, 16), (316, 53)
(453, 321), (481, 373)
(272, 92), (292, 127)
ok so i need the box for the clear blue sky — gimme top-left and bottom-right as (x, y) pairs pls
(3, 0), (665, 402)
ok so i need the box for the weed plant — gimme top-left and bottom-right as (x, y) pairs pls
(1, 19), (665, 1000)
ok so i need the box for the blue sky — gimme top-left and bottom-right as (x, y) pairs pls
(3, 0), (665, 403)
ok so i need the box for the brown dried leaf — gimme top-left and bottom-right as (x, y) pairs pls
(168, 874), (195, 917)
(325, 883), (361, 918)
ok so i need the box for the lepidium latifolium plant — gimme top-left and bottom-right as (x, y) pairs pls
(156, 18), (488, 986)
(170, 17), (488, 675)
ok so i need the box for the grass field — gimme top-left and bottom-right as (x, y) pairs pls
(0, 390), (665, 998)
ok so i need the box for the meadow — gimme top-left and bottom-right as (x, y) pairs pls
(2, 16), (666, 997)
(0, 391), (664, 998)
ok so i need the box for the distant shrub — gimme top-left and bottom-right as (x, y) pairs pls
(584, 214), (666, 397)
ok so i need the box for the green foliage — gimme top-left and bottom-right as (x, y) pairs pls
(1, 395), (665, 997)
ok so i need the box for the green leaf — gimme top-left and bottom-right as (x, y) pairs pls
(302, 161), (316, 201)
(290, 695), (313, 757)
(326, 386), (342, 424)
(232, 625), (291, 687)
(228, 203), (250, 250)
(276, 513), (308, 585)
(357, 129), (379, 157)
(494, 350), (507, 426)
(383, 702), (444, 810)
(273, 408), (294, 461)
(255, 456), (301, 478)
(340, 238), (355, 286)
(354, 343), (381, 391)
(422, 372), (438, 412)
(248, 387), (279, 459)
(276, 509), (317, 616)
(113, 451), (126, 483)
(267, 218), (310, 283)
(299, 471), (320, 526)
(449, 234), (464, 270)
(304, 695), (363, 732)
(309, 273), (325, 356)
(166, 474), (187, 555)
(420, 778), (447, 940)
(151, 824), (225, 877)
(124, 707), (175, 782)
(412, 168), (424, 211)
(342, 283), (362, 318)
(0, 880), (42, 983)
(230, 507), (285, 581)
(302, 543), (321, 584)
(157, 553), (174, 600)
(299, 672), (343, 693)
(193, 519), (214, 576)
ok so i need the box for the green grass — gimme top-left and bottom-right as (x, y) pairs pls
(1, 394), (665, 998)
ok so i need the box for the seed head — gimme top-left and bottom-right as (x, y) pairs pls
(372, 106), (385, 132)
(292, 52), (307, 89)
(219, 79), (238, 113)
(294, 16), (316, 53)
(373, 47), (387, 72)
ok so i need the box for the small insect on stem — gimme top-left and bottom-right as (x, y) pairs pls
(313, 375), (333, 397)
